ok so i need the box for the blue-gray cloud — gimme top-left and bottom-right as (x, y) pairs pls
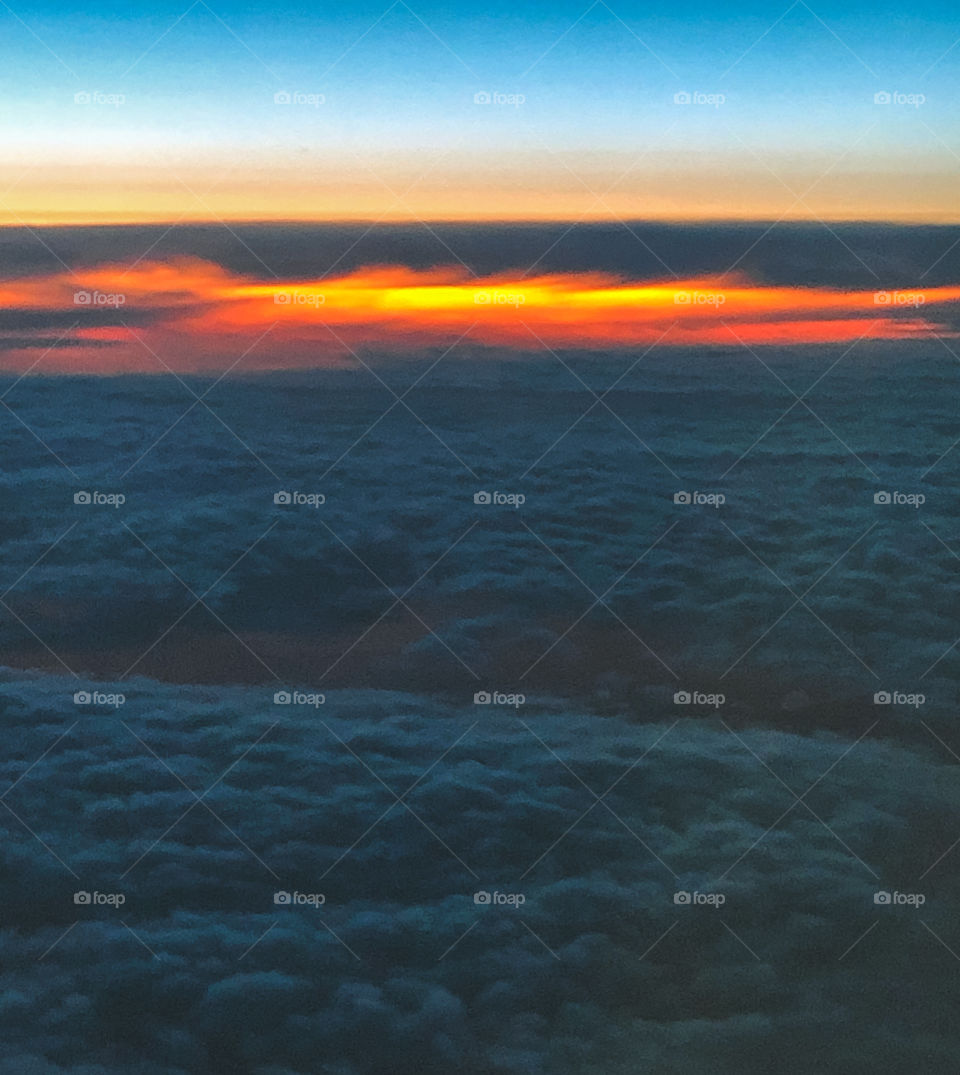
(1, 675), (958, 1073)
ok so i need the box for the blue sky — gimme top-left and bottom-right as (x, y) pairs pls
(0, 0), (957, 220)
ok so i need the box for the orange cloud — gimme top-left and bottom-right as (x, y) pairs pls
(0, 259), (957, 372)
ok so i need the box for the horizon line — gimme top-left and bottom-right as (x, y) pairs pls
(3, 216), (960, 231)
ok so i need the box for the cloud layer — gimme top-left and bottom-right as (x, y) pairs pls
(2, 675), (959, 1073)
(2, 335), (959, 1070)
(0, 354), (958, 711)
(1, 223), (959, 370)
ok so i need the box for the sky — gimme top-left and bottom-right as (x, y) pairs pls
(0, 1), (957, 367)
(1, 0), (959, 224)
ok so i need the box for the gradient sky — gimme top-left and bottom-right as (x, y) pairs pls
(1, 0), (958, 223)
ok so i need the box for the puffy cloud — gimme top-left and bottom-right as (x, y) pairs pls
(0, 357), (957, 708)
(1, 675), (959, 1071)
(1, 323), (958, 1070)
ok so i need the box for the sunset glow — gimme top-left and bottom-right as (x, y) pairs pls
(3, 259), (957, 372)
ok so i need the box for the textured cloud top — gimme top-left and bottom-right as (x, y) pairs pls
(2, 271), (960, 1070)
(2, 675), (959, 1073)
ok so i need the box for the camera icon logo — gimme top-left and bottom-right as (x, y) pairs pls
(474, 890), (491, 904)
(274, 691), (292, 705)
(473, 291), (492, 305)
(74, 691), (91, 704)
(73, 91), (91, 105)
(273, 292), (292, 305)
(74, 491), (91, 504)
(874, 890), (891, 904)
(474, 491), (491, 504)
(73, 290), (92, 305)
(673, 491), (691, 504)
(673, 891), (691, 904)
(474, 691), (491, 704)
(874, 691), (892, 705)
(274, 91), (292, 104)
(673, 691), (691, 704)
(473, 91), (491, 104)
(874, 91), (891, 104)
(874, 491), (891, 504)
(274, 890), (291, 904)
(73, 890), (91, 904)
(673, 291), (692, 305)
(873, 291), (891, 305)
(274, 491), (292, 505)
(673, 91), (691, 104)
